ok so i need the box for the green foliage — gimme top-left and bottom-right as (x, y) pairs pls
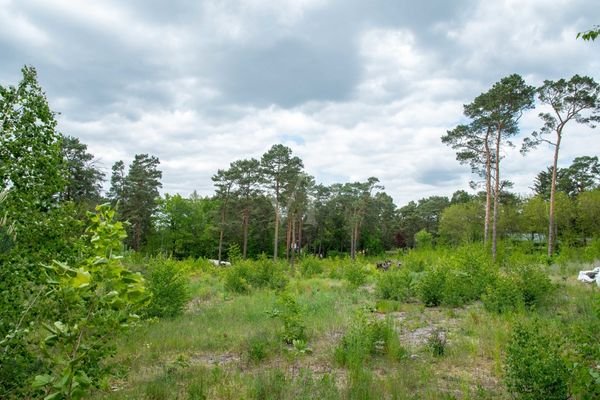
(335, 311), (405, 369)
(483, 265), (553, 314)
(515, 264), (553, 308)
(577, 25), (600, 41)
(482, 274), (524, 314)
(33, 204), (148, 400)
(260, 144), (304, 260)
(109, 154), (163, 251)
(299, 256), (324, 277)
(427, 328), (447, 357)
(144, 258), (190, 318)
(268, 292), (306, 344)
(0, 66), (65, 214)
(250, 256), (289, 291)
(414, 229), (433, 249)
(343, 262), (368, 287)
(417, 267), (446, 307)
(59, 135), (105, 204)
(148, 193), (218, 259)
(251, 369), (340, 400)
(441, 245), (496, 307)
(227, 243), (242, 264)
(223, 262), (252, 293)
(439, 201), (484, 245)
(376, 269), (414, 302)
(224, 256), (288, 294)
(400, 249), (436, 272)
(567, 292), (600, 399)
(245, 332), (273, 363)
(504, 319), (570, 400)
(578, 189), (600, 239)
(583, 237), (600, 261)
(252, 370), (287, 400)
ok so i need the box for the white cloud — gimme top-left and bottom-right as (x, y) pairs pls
(4, 0), (600, 208)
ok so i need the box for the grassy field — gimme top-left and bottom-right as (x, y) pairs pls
(91, 249), (600, 399)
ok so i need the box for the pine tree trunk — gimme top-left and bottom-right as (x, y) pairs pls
(242, 208), (249, 259)
(291, 217), (296, 269)
(273, 204), (279, 260)
(492, 131), (501, 260)
(218, 207), (225, 264)
(285, 215), (292, 261)
(548, 133), (562, 257)
(350, 224), (355, 260)
(354, 222), (360, 257)
(484, 128), (492, 245)
(298, 217), (303, 256)
(134, 222), (141, 251)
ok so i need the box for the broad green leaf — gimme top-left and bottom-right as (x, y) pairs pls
(71, 268), (91, 288)
(32, 374), (53, 388)
(53, 321), (68, 334)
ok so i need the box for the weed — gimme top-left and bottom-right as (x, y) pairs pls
(145, 258), (190, 318)
(268, 292), (307, 344)
(418, 267), (446, 307)
(245, 332), (273, 364)
(376, 269), (413, 301)
(504, 319), (569, 400)
(299, 256), (324, 277)
(335, 311), (405, 368)
(427, 328), (447, 357)
(343, 262), (368, 287)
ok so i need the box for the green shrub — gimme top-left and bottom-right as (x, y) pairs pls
(335, 312), (405, 368)
(343, 263), (368, 287)
(514, 264), (553, 308)
(224, 256), (288, 294)
(345, 368), (382, 400)
(504, 320), (570, 400)
(250, 256), (288, 291)
(400, 250), (432, 272)
(223, 263), (252, 293)
(376, 269), (413, 301)
(325, 258), (345, 279)
(414, 229), (433, 249)
(145, 259), (190, 318)
(427, 328), (447, 357)
(227, 243), (242, 264)
(252, 370), (287, 400)
(417, 268), (446, 307)
(245, 332), (274, 364)
(441, 263), (496, 307)
(583, 238), (600, 262)
(441, 268), (472, 307)
(482, 274), (523, 314)
(268, 292), (306, 344)
(449, 244), (496, 300)
(299, 256), (324, 277)
(567, 292), (600, 399)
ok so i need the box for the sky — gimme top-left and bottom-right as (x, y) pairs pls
(1, 0), (600, 207)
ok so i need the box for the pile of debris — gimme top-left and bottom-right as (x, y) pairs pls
(376, 260), (402, 271)
(577, 266), (600, 287)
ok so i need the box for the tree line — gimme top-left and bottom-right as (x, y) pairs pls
(2, 67), (600, 267)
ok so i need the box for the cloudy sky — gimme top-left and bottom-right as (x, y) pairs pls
(1, 0), (599, 206)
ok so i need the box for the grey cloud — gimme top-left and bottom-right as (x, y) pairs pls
(210, 37), (359, 106)
(417, 166), (465, 187)
(2, 0), (600, 207)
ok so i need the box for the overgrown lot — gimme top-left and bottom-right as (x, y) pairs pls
(88, 244), (600, 400)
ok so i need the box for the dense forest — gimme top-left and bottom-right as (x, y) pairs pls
(2, 64), (600, 399)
